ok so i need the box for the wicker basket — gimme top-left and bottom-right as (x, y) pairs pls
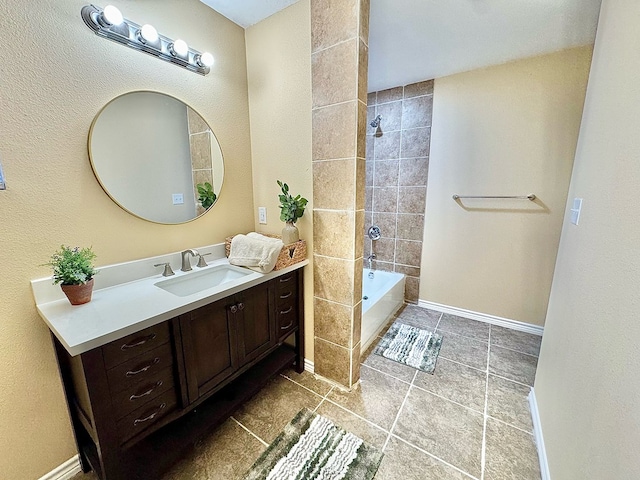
(225, 234), (307, 271)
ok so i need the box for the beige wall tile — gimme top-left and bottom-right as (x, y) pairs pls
(193, 169), (213, 193)
(314, 297), (353, 348)
(311, 0), (358, 53)
(398, 186), (427, 214)
(356, 158), (366, 210)
(187, 107), (210, 134)
(313, 210), (356, 259)
(399, 157), (429, 186)
(377, 86), (403, 104)
(315, 338), (351, 386)
(405, 275), (420, 303)
(404, 80), (434, 98)
(355, 209), (365, 259)
(190, 132), (212, 170)
(367, 91), (376, 106)
(354, 256), (363, 301)
(313, 159), (356, 210)
(395, 264), (421, 277)
(314, 254), (358, 305)
(350, 342), (362, 386)
(401, 127), (431, 158)
(312, 102), (358, 160)
(312, 39), (358, 108)
(358, 39), (369, 104)
(397, 213), (425, 241)
(396, 239), (422, 266)
(359, 0), (370, 43)
(357, 101), (367, 159)
(352, 304), (362, 349)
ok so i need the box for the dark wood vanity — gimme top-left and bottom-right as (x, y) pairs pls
(52, 269), (304, 480)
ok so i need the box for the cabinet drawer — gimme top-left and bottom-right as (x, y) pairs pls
(107, 343), (173, 394)
(102, 323), (171, 369)
(117, 388), (178, 444)
(276, 301), (298, 338)
(276, 272), (297, 291)
(276, 282), (298, 308)
(111, 366), (175, 420)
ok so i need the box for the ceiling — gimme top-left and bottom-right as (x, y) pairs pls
(200, 0), (602, 92)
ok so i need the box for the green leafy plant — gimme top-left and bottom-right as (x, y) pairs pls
(197, 182), (217, 209)
(43, 245), (97, 285)
(277, 180), (308, 224)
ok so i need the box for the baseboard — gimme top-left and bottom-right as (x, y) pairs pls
(417, 300), (544, 336)
(304, 358), (314, 374)
(38, 455), (82, 480)
(528, 388), (551, 480)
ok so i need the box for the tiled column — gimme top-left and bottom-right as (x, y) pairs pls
(311, 0), (369, 387)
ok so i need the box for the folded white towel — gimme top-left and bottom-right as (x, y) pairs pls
(229, 233), (284, 274)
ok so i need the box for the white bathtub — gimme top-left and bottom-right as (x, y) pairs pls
(360, 270), (405, 353)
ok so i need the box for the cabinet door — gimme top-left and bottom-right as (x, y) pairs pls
(180, 299), (238, 403)
(236, 281), (275, 366)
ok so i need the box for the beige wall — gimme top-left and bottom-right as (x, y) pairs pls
(535, 0), (640, 477)
(245, 0), (314, 362)
(420, 47), (593, 326)
(0, 1), (253, 478)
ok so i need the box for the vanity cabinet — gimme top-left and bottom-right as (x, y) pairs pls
(53, 268), (304, 480)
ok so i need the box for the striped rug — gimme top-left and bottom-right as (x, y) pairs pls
(243, 408), (383, 480)
(374, 323), (443, 374)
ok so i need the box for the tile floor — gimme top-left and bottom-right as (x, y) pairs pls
(73, 305), (542, 480)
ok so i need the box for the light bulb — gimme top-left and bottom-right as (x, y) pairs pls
(198, 52), (214, 67)
(102, 5), (123, 26)
(139, 24), (158, 44)
(170, 39), (189, 57)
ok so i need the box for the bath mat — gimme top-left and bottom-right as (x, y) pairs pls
(242, 408), (383, 480)
(374, 323), (443, 374)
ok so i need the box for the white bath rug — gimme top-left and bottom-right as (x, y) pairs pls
(373, 323), (443, 374)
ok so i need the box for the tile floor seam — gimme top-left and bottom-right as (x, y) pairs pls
(318, 395), (390, 434)
(357, 362), (413, 385)
(437, 354), (488, 373)
(437, 328), (490, 344)
(312, 385), (334, 413)
(434, 311), (443, 329)
(229, 416), (270, 448)
(389, 433), (480, 480)
(279, 373), (333, 399)
(488, 372), (534, 388)
(480, 325), (492, 480)
(486, 415), (534, 436)
(489, 343), (540, 358)
(410, 382), (486, 415)
(382, 369), (418, 452)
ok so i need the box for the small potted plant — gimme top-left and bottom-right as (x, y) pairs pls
(197, 182), (217, 210)
(277, 180), (308, 244)
(43, 245), (98, 305)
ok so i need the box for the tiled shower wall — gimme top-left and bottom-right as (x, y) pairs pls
(365, 80), (433, 303)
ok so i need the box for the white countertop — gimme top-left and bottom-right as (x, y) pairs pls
(32, 244), (307, 356)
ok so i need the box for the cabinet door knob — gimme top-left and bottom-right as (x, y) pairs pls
(237, 302), (245, 311)
(229, 305), (238, 314)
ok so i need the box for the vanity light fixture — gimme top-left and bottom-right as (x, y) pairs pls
(81, 4), (214, 76)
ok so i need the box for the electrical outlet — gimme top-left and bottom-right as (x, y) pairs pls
(172, 193), (184, 205)
(258, 207), (267, 224)
(0, 158), (5, 190)
(570, 198), (583, 225)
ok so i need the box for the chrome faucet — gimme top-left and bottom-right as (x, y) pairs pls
(180, 249), (199, 272)
(366, 253), (376, 270)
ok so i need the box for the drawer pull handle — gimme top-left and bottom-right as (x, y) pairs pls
(126, 357), (160, 377)
(279, 276), (293, 283)
(279, 292), (292, 299)
(129, 381), (163, 401)
(280, 320), (294, 330)
(133, 403), (166, 426)
(280, 306), (293, 315)
(121, 334), (157, 351)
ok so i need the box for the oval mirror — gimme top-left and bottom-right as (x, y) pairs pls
(89, 91), (224, 224)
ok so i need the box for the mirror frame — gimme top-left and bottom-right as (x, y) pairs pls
(88, 90), (225, 225)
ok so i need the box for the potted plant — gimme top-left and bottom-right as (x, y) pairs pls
(277, 180), (308, 244)
(43, 245), (98, 305)
(197, 182), (217, 210)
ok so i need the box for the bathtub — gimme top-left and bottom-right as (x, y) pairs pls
(360, 270), (405, 353)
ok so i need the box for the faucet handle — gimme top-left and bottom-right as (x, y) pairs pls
(196, 253), (211, 268)
(154, 262), (175, 277)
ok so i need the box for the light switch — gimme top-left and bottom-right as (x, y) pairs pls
(0, 158), (5, 190)
(172, 193), (184, 205)
(258, 207), (267, 224)
(570, 198), (583, 225)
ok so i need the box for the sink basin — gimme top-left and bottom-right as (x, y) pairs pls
(155, 265), (252, 297)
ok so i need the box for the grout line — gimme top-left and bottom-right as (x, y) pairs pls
(434, 311), (443, 329)
(312, 98), (358, 112)
(372, 92), (433, 107)
(389, 434), (479, 480)
(319, 395), (390, 434)
(437, 354), (488, 373)
(382, 369), (417, 452)
(489, 343), (540, 359)
(357, 363), (413, 386)
(486, 415), (534, 436)
(410, 383), (485, 416)
(230, 417), (269, 447)
(312, 36), (359, 55)
(488, 372), (534, 388)
(436, 328), (490, 345)
(280, 373), (333, 400)
(313, 385), (335, 413)
(480, 326), (492, 480)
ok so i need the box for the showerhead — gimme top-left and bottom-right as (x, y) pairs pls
(370, 115), (382, 128)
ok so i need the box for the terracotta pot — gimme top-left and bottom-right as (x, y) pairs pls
(282, 222), (299, 245)
(61, 278), (94, 305)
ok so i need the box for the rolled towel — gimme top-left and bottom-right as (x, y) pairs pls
(229, 233), (284, 274)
